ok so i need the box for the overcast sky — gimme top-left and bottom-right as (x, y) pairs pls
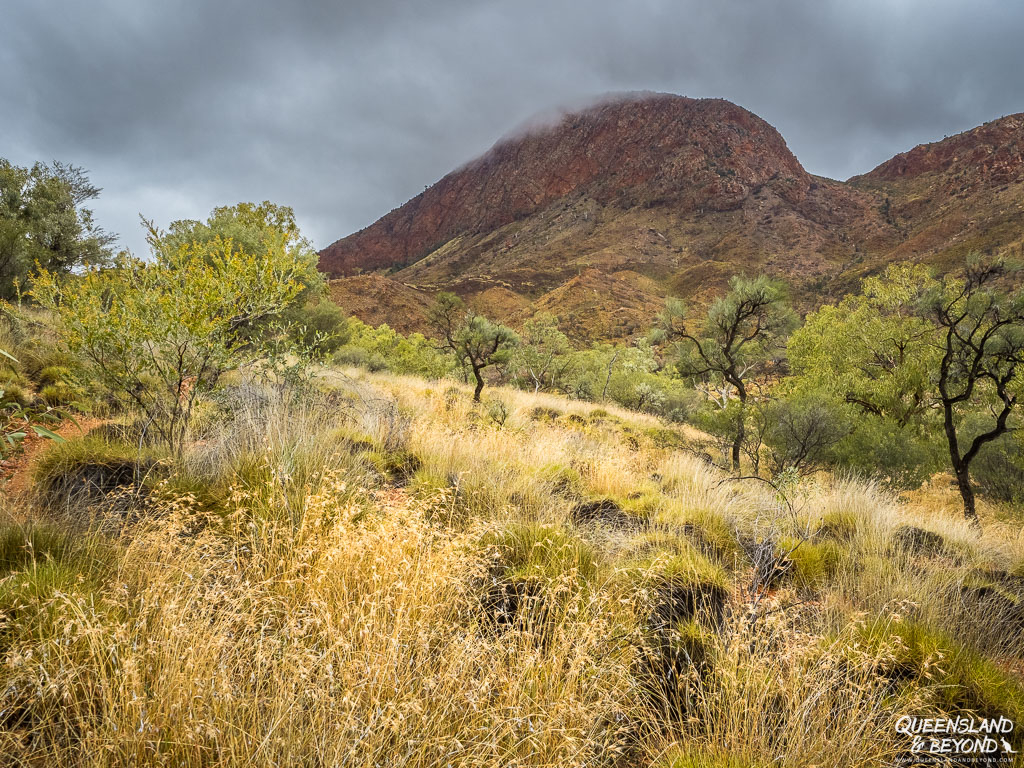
(3, 0), (1023, 256)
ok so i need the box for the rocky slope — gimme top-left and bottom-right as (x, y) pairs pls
(320, 94), (1024, 339)
(848, 112), (1024, 277)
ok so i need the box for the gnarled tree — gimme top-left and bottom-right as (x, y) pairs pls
(657, 276), (796, 471)
(924, 260), (1024, 525)
(428, 292), (518, 402)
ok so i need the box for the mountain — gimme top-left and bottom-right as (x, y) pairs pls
(848, 113), (1024, 276)
(319, 93), (1024, 339)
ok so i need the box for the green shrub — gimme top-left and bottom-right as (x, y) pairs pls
(39, 383), (76, 407)
(334, 319), (451, 378)
(333, 344), (388, 372)
(628, 545), (730, 628)
(483, 395), (511, 428)
(537, 462), (584, 497)
(360, 448), (422, 485)
(814, 506), (860, 541)
(760, 391), (852, 476)
(528, 405), (561, 421)
(0, 382), (30, 407)
(286, 298), (350, 355)
(36, 365), (72, 388)
(829, 415), (943, 490)
(969, 430), (1024, 504)
(846, 619), (1024, 728)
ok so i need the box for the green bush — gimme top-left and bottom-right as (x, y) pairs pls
(482, 522), (598, 585)
(0, 381), (30, 407)
(36, 365), (72, 388)
(760, 392), (852, 475)
(39, 383), (76, 407)
(829, 415), (942, 490)
(778, 536), (845, 590)
(845, 619), (1024, 728)
(335, 319), (451, 378)
(285, 298), (350, 356)
(333, 344), (388, 372)
(969, 430), (1024, 504)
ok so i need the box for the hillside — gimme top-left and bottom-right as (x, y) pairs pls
(320, 94), (1024, 339)
(848, 112), (1024, 278)
(3, 367), (1022, 765)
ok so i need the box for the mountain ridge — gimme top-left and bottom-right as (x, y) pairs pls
(320, 94), (1024, 339)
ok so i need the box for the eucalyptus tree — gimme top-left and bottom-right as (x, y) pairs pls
(0, 159), (114, 299)
(658, 276), (797, 471)
(428, 292), (519, 402)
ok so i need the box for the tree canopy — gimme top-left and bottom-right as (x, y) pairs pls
(658, 276), (797, 470)
(32, 203), (313, 455)
(428, 292), (518, 402)
(0, 159), (114, 300)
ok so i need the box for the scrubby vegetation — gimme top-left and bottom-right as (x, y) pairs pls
(2, 368), (1022, 766)
(0, 195), (1021, 766)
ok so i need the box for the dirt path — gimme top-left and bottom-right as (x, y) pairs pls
(1, 417), (104, 497)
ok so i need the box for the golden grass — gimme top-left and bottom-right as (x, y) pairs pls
(0, 368), (1022, 766)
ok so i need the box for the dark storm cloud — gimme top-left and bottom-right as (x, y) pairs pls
(3, 0), (1023, 255)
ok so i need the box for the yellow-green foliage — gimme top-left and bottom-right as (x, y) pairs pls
(779, 536), (846, 590)
(336, 318), (452, 378)
(642, 546), (729, 591)
(38, 382), (76, 406)
(537, 461), (585, 496)
(0, 380), (28, 406)
(1, 367), (1023, 767)
(31, 203), (317, 453)
(0, 523), (115, 650)
(656, 747), (765, 768)
(844, 618), (1024, 723)
(483, 522), (599, 585)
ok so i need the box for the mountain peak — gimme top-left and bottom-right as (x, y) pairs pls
(319, 93), (810, 278)
(320, 98), (1024, 341)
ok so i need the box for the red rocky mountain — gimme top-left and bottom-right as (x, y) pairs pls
(319, 93), (1024, 339)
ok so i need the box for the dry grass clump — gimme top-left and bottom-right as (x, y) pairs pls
(0, 368), (1022, 766)
(1, 466), (639, 765)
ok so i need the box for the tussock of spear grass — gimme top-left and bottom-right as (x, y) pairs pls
(1, 369), (1022, 767)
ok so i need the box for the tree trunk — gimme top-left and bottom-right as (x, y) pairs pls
(732, 381), (747, 474)
(953, 464), (980, 527)
(601, 350), (619, 401)
(942, 402), (981, 527)
(472, 365), (485, 402)
(731, 419), (743, 473)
